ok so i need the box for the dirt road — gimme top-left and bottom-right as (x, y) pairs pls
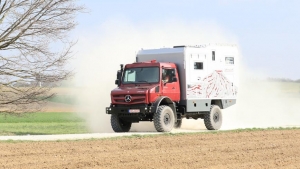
(1, 129), (300, 169)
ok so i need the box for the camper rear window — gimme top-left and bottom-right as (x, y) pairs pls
(225, 57), (234, 64)
(194, 62), (203, 70)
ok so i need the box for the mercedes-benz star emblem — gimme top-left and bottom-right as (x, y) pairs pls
(125, 95), (132, 102)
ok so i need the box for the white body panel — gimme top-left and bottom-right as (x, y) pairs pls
(136, 44), (239, 102)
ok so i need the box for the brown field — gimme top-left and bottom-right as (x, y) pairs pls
(44, 101), (76, 112)
(1, 129), (300, 169)
(44, 87), (79, 112)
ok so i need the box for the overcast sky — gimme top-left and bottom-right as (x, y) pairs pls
(74, 0), (300, 80)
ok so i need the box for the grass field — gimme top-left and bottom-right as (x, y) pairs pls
(0, 112), (89, 135)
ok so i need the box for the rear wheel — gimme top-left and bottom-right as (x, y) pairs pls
(204, 105), (222, 130)
(153, 105), (175, 132)
(111, 114), (132, 132)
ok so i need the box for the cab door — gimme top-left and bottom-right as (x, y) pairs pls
(161, 68), (180, 101)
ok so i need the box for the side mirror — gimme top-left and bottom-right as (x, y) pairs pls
(116, 70), (121, 79)
(116, 70), (121, 86)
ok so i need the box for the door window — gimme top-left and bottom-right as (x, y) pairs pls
(162, 68), (176, 83)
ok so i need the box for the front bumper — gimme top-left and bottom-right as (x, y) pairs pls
(106, 105), (155, 114)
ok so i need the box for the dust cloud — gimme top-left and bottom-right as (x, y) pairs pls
(221, 60), (300, 130)
(73, 19), (299, 133)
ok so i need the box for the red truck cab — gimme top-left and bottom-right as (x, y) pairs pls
(111, 60), (180, 105)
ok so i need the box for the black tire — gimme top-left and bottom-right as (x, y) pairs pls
(204, 105), (222, 130)
(174, 119), (182, 129)
(153, 105), (175, 132)
(111, 114), (132, 132)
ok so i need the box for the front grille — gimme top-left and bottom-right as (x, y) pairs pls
(112, 94), (146, 104)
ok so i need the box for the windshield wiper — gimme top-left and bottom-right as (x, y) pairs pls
(137, 80), (149, 83)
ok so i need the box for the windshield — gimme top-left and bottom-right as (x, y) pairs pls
(123, 67), (159, 84)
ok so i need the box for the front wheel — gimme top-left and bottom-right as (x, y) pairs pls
(111, 114), (132, 132)
(153, 105), (175, 132)
(204, 105), (222, 130)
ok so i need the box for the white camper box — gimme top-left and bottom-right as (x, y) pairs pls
(136, 44), (239, 112)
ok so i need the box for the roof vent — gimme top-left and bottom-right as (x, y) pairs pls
(173, 45), (186, 48)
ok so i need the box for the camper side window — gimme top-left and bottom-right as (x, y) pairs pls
(225, 57), (234, 64)
(194, 62), (203, 70)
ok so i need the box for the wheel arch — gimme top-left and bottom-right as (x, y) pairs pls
(211, 100), (223, 109)
(153, 96), (176, 120)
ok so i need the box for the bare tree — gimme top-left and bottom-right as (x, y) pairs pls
(0, 0), (84, 114)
